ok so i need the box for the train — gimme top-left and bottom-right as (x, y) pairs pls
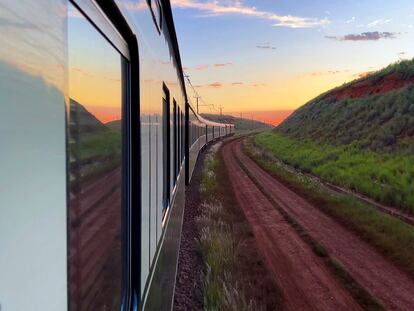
(0, 1), (234, 310)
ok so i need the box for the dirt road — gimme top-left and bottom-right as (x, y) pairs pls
(223, 139), (414, 310)
(221, 140), (361, 311)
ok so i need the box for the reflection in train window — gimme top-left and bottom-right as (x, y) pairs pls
(68, 4), (124, 310)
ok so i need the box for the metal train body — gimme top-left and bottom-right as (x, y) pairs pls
(0, 1), (234, 310)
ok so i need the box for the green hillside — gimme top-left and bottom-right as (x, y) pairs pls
(255, 59), (414, 212)
(278, 59), (414, 154)
(69, 99), (121, 181)
(201, 113), (273, 132)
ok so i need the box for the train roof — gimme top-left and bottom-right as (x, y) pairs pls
(161, 0), (233, 129)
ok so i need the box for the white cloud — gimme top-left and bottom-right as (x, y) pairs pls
(346, 17), (355, 24)
(367, 19), (391, 28)
(171, 0), (329, 28)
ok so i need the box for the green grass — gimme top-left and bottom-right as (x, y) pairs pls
(70, 129), (122, 182)
(246, 136), (414, 277)
(278, 59), (414, 155)
(198, 203), (264, 311)
(279, 85), (414, 154)
(198, 149), (270, 311)
(74, 129), (122, 162)
(255, 132), (414, 213)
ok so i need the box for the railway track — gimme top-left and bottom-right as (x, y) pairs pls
(221, 140), (361, 311)
(222, 139), (414, 311)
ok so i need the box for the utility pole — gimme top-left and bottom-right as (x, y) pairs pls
(219, 105), (223, 116)
(194, 95), (201, 114)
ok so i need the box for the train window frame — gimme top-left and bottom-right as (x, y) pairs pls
(173, 99), (178, 181)
(162, 84), (170, 214)
(68, 1), (133, 310)
(146, 0), (163, 34)
(71, 0), (129, 59)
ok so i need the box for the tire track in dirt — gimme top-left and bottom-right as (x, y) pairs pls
(221, 141), (361, 311)
(235, 139), (414, 311)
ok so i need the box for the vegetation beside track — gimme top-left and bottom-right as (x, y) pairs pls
(198, 143), (281, 311)
(255, 132), (414, 213)
(245, 136), (414, 278)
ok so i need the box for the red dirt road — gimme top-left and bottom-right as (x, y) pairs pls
(227, 139), (414, 311)
(221, 141), (361, 311)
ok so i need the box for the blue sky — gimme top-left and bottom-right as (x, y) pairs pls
(171, 0), (414, 120)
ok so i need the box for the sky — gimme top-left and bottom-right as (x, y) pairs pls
(69, 3), (122, 124)
(171, 0), (414, 125)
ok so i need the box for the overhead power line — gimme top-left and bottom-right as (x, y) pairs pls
(184, 73), (220, 115)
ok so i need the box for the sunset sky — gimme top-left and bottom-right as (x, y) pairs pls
(69, 4), (122, 124)
(171, 0), (414, 125)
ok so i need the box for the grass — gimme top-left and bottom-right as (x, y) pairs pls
(235, 153), (384, 311)
(198, 145), (280, 311)
(74, 130), (122, 163)
(255, 132), (414, 213)
(70, 129), (122, 183)
(279, 85), (414, 154)
(198, 203), (263, 311)
(245, 136), (414, 278)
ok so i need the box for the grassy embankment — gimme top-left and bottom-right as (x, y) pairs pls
(248, 132), (414, 277)
(198, 144), (281, 311)
(257, 132), (414, 212)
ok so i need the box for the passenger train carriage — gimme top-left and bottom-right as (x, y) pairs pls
(0, 1), (234, 310)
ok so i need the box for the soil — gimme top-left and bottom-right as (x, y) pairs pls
(329, 73), (414, 101)
(222, 140), (361, 311)
(215, 143), (282, 310)
(232, 139), (414, 310)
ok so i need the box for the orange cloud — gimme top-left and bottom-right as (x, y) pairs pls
(195, 64), (209, 71)
(252, 83), (267, 87)
(208, 82), (223, 88)
(310, 70), (343, 77)
(214, 62), (233, 68)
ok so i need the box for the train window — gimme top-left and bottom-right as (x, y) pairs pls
(176, 106), (180, 170)
(147, 0), (162, 33)
(170, 98), (175, 192)
(68, 4), (124, 310)
(173, 100), (178, 181)
(181, 112), (185, 161)
(176, 106), (179, 174)
(178, 108), (181, 165)
(162, 86), (170, 211)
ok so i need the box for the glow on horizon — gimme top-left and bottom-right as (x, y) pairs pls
(69, 5), (122, 124)
(172, 0), (414, 122)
